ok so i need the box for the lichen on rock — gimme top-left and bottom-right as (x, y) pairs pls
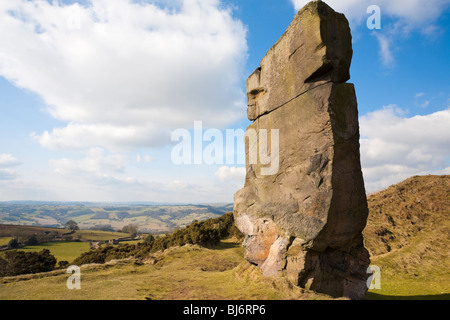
(233, 0), (370, 300)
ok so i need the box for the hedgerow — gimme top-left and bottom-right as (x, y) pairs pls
(72, 212), (242, 266)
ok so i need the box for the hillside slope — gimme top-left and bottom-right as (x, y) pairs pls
(0, 175), (448, 300)
(0, 203), (231, 233)
(364, 175), (449, 299)
(0, 240), (332, 300)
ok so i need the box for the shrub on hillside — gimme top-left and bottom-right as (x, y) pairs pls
(73, 212), (243, 266)
(25, 235), (39, 246)
(0, 249), (57, 277)
(89, 224), (115, 232)
(7, 238), (19, 249)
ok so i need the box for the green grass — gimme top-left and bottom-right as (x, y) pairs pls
(170, 213), (217, 226)
(72, 230), (130, 241)
(362, 175), (449, 300)
(366, 253), (450, 300)
(366, 220), (449, 300)
(0, 224), (130, 242)
(1, 175), (448, 301)
(119, 240), (142, 246)
(71, 214), (95, 223)
(2, 237), (447, 300)
(18, 242), (90, 263)
(0, 237), (12, 246)
(0, 226), (132, 265)
(0, 225), (65, 238)
(0, 203), (228, 234)
(0, 240), (331, 300)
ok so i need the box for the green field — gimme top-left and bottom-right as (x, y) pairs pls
(366, 221), (450, 300)
(0, 202), (231, 234)
(0, 177), (447, 300)
(0, 225), (134, 264)
(363, 175), (449, 300)
(0, 237), (12, 246)
(0, 238), (448, 300)
(10, 239), (444, 301)
(0, 240), (332, 300)
(0, 224), (131, 242)
(0, 225), (66, 238)
(72, 230), (130, 241)
(18, 242), (90, 263)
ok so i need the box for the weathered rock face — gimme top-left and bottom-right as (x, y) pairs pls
(233, 0), (370, 300)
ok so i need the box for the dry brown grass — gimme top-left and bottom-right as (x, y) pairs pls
(364, 175), (449, 257)
(364, 175), (449, 299)
(1, 175), (448, 300)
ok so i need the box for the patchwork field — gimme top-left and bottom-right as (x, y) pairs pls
(0, 203), (231, 233)
(0, 226), (138, 263)
(0, 176), (448, 300)
(0, 240), (332, 300)
(18, 242), (91, 263)
(1, 237), (446, 300)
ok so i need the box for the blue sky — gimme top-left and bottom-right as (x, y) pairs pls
(0, 0), (449, 203)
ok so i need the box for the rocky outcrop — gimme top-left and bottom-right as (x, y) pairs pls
(233, 0), (370, 299)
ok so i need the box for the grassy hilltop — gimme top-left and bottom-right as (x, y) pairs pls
(364, 175), (449, 299)
(0, 175), (448, 300)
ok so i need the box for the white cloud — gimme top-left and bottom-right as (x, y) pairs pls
(0, 168), (17, 180)
(419, 101), (430, 108)
(167, 180), (192, 190)
(215, 165), (245, 182)
(31, 123), (168, 152)
(414, 92), (431, 108)
(291, 0), (450, 67)
(360, 106), (450, 192)
(374, 33), (394, 66)
(135, 154), (154, 163)
(0, 154), (21, 180)
(292, 0), (366, 25)
(0, 154), (21, 167)
(0, 0), (248, 151)
(291, 0), (450, 26)
(49, 147), (135, 185)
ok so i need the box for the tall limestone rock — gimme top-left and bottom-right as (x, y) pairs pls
(233, 0), (370, 299)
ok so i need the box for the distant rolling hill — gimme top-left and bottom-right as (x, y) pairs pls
(0, 175), (448, 300)
(0, 202), (232, 233)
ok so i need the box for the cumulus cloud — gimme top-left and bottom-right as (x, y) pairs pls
(0, 0), (248, 151)
(0, 154), (21, 167)
(135, 154), (154, 163)
(0, 154), (21, 180)
(49, 147), (136, 185)
(291, 0), (450, 66)
(167, 180), (192, 190)
(291, 0), (450, 26)
(360, 106), (450, 192)
(215, 165), (245, 182)
(374, 33), (394, 66)
(31, 123), (168, 152)
(0, 168), (17, 181)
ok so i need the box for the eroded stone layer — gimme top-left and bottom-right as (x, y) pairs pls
(233, 0), (370, 300)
